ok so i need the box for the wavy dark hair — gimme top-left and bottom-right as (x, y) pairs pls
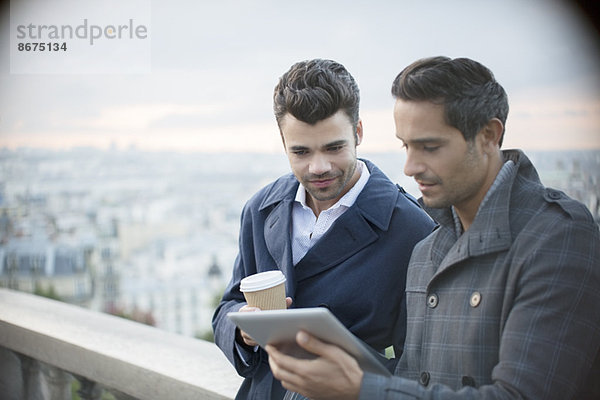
(274, 59), (360, 139)
(391, 56), (509, 146)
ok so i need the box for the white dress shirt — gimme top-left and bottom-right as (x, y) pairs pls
(291, 160), (370, 265)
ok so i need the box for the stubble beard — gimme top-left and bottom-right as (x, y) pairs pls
(304, 160), (357, 202)
(421, 142), (483, 210)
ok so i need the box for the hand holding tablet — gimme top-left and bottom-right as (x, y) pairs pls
(227, 307), (392, 376)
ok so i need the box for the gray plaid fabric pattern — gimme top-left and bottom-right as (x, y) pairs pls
(359, 150), (600, 399)
(282, 391), (307, 400)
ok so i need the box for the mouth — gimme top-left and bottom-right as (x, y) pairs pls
(415, 179), (437, 193)
(309, 177), (337, 188)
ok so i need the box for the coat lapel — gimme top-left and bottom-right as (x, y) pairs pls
(292, 160), (396, 282)
(427, 156), (517, 281)
(429, 207), (512, 280)
(294, 205), (378, 282)
(263, 198), (297, 297)
(261, 161), (396, 292)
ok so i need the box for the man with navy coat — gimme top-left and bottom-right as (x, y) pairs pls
(212, 58), (435, 400)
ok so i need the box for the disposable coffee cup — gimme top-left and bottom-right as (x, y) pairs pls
(240, 270), (287, 310)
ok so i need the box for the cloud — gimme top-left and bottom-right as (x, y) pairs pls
(75, 103), (228, 132)
(504, 93), (600, 150)
(1, 0), (599, 152)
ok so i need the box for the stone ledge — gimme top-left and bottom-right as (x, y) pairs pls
(0, 288), (242, 400)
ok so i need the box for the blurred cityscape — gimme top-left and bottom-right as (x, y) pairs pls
(0, 147), (598, 339)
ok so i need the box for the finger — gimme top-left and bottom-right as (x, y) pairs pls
(239, 305), (261, 312)
(266, 346), (289, 380)
(265, 344), (284, 364)
(267, 346), (307, 389)
(285, 297), (293, 308)
(279, 380), (304, 396)
(242, 338), (258, 347)
(266, 344), (308, 376)
(295, 331), (335, 357)
(265, 344), (278, 355)
(240, 330), (258, 347)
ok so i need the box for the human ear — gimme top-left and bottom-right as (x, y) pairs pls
(355, 119), (363, 146)
(481, 118), (503, 150)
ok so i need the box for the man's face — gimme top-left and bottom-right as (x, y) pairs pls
(394, 99), (490, 216)
(280, 110), (362, 214)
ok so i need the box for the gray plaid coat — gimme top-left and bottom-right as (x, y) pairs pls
(359, 150), (600, 399)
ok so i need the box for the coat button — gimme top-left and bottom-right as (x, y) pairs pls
(427, 293), (438, 308)
(462, 375), (476, 387)
(548, 190), (562, 200)
(419, 371), (430, 386)
(470, 291), (481, 307)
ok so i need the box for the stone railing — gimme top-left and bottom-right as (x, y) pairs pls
(0, 288), (243, 399)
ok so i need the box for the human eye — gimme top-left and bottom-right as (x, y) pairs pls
(423, 145), (440, 152)
(291, 149), (308, 156)
(327, 145), (344, 152)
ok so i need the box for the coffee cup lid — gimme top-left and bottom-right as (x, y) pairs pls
(240, 270), (286, 292)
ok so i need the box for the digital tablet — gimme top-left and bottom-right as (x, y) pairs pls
(227, 307), (392, 376)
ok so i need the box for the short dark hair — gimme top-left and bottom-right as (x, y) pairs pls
(273, 59), (360, 131)
(391, 56), (509, 146)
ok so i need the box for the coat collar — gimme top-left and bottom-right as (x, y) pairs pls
(258, 159), (396, 230)
(258, 174), (298, 212)
(260, 159), (400, 295)
(424, 150), (536, 273)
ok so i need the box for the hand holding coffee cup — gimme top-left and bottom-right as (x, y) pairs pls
(240, 270), (287, 310)
(237, 270), (287, 347)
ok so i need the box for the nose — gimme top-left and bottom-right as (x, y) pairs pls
(309, 153), (331, 176)
(403, 150), (425, 177)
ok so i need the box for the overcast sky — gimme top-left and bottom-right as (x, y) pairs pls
(1, 0), (599, 153)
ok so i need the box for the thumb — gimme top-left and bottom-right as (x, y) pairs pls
(296, 331), (331, 357)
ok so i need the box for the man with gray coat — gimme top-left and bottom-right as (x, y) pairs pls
(267, 56), (600, 399)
